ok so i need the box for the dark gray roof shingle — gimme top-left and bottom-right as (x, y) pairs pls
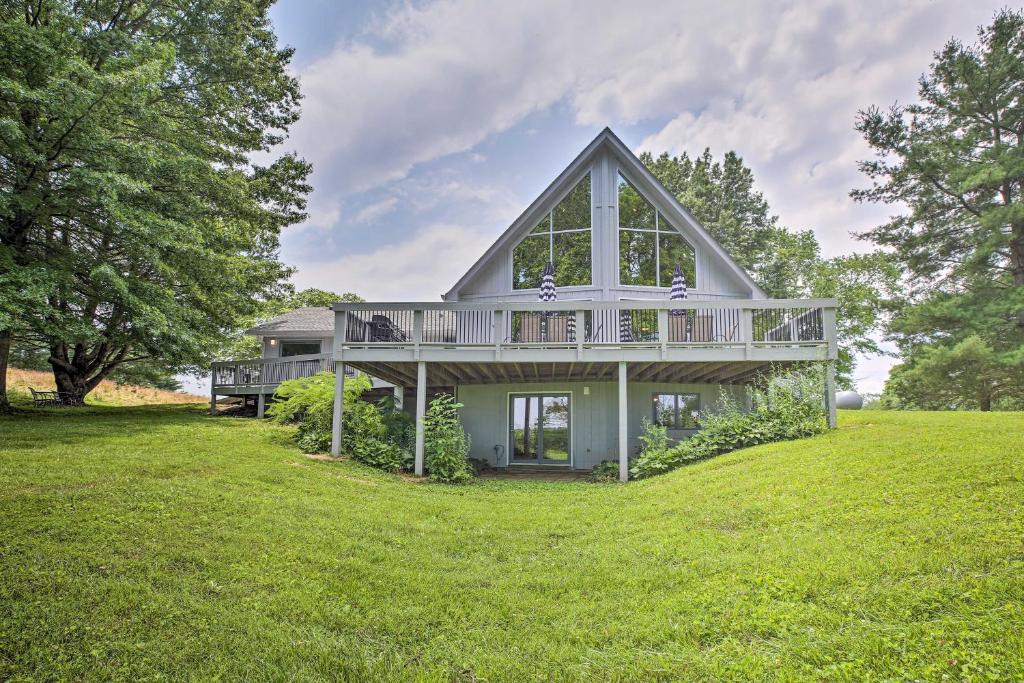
(245, 307), (334, 335)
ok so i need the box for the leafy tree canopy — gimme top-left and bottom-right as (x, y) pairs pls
(643, 150), (898, 386)
(0, 0), (311, 403)
(854, 9), (1024, 409)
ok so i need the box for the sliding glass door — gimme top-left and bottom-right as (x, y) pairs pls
(509, 394), (570, 464)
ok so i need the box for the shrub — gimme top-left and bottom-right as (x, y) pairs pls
(588, 460), (620, 483)
(631, 365), (829, 479)
(267, 371), (348, 453)
(268, 372), (406, 472)
(423, 393), (473, 484)
(637, 416), (669, 456)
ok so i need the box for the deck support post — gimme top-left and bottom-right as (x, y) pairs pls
(257, 392), (266, 419)
(824, 361), (837, 429)
(209, 371), (216, 416)
(331, 362), (345, 456)
(618, 360), (628, 482)
(393, 385), (404, 410)
(415, 361), (427, 477)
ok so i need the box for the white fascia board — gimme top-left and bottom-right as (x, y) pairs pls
(601, 131), (767, 299)
(443, 128), (615, 301)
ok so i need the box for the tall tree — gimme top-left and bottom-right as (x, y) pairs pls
(642, 149), (816, 297)
(854, 9), (1024, 409)
(884, 336), (1024, 411)
(0, 1), (310, 405)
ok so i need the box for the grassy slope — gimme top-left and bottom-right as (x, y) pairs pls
(5, 368), (203, 407)
(0, 407), (1021, 681)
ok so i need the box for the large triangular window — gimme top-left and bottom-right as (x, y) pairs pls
(618, 173), (695, 287)
(513, 173), (592, 289)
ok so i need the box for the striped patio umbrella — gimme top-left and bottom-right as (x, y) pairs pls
(670, 264), (688, 314)
(538, 261), (576, 341)
(619, 309), (633, 342)
(539, 261), (556, 304)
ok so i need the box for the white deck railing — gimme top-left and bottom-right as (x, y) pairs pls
(212, 300), (838, 390)
(211, 353), (334, 389)
(335, 299), (838, 351)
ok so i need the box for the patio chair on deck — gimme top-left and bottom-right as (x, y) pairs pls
(368, 315), (409, 342)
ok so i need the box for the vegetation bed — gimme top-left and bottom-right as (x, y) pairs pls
(1, 406), (1021, 680)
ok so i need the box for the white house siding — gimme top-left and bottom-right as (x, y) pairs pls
(457, 381), (746, 471)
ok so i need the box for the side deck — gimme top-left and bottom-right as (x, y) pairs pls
(211, 353), (335, 397)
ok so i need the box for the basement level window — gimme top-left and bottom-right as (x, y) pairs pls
(653, 392), (700, 430)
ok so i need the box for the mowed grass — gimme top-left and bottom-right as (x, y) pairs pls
(1, 407), (1022, 681)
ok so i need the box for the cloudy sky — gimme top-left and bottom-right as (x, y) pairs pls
(261, 0), (1005, 393)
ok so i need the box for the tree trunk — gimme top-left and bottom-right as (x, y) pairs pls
(0, 330), (10, 411)
(50, 364), (90, 405)
(978, 391), (992, 412)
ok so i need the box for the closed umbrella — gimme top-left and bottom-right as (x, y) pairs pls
(538, 261), (575, 342)
(670, 264), (687, 313)
(619, 309), (633, 342)
(539, 261), (556, 304)
(670, 264), (688, 341)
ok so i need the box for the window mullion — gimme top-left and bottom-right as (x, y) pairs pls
(655, 211), (660, 287)
(548, 213), (553, 260)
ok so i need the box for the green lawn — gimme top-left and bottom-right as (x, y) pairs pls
(1, 407), (1022, 681)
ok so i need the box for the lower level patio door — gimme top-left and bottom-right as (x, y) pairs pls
(509, 394), (571, 465)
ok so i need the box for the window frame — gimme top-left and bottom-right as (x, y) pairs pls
(616, 172), (696, 289)
(651, 392), (701, 430)
(511, 171), (594, 290)
(278, 339), (323, 357)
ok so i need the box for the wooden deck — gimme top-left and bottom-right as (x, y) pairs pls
(331, 298), (836, 387)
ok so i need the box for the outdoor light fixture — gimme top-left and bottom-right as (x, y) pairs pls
(269, 338), (277, 346)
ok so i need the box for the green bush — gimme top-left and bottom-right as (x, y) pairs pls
(637, 417), (669, 456)
(588, 460), (620, 483)
(266, 371), (345, 453)
(268, 372), (406, 472)
(631, 365), (829, 479)
(423, 393), (473, 484)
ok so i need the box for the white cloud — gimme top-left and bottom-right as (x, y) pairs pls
(353, 196), (398, 224)
(302, 197), (342, 231)
(292, 0), (1002, 235)
(291, 223), (495, 301)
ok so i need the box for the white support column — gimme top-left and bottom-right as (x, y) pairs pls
(413, 310), (424, 360)
(393, 385), (404, 410)
(618, 360), (628, 482)
(822, 305), (839, 430)
(825, 362), (837, 429)
(414, 361), (427, 477)
(331, 363), (345, 456)
(657, 309), (669, 359)
(209, 370), (216, 416)
(493, 308), (505, 360)
(740, 307), (754, 360)
(257, 392), (266, 419)
(576, 309), (586, 358)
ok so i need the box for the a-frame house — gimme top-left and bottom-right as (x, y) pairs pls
(213, 129), (838, 480)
